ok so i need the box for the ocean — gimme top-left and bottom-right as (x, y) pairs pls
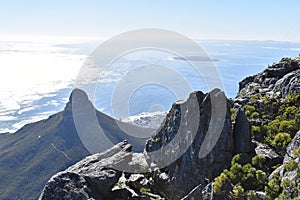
(0, 39), (299, 132)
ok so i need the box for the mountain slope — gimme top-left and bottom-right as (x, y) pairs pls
(0, 89), (152, 200)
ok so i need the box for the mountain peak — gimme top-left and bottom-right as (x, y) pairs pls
(69, 88), (89, 102)
(65, 88), (91, 112)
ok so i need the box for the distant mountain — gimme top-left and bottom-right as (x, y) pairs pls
(0, 89), (153, 200)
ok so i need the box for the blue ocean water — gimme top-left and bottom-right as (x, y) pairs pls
(1, 40), (300, 132)
(93, 40), (300, 117)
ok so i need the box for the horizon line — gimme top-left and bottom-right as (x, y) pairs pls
(0, 34), (300, 43)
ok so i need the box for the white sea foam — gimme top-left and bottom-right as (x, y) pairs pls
(0, 38), (89, 132)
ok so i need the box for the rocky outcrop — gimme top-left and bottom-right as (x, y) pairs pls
(237, 59), (300, 100)
(232, 107), (251, 153)
(145, 89), (233, 199)
(39, 141), (126, 199)
(39, 141), (153, 200)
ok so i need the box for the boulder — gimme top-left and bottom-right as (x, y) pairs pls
(39, 141), (139, 200)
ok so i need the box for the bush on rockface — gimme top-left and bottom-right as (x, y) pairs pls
(214, 91), (300, 199)
(231, 184), (245, 198)
(213, 172), (230, 195)
(265, 173), (282, 200)
(284, 160), (298, 171)
(263, 93), (300, 151)
(214, 154), (267, 195)
(252, 155), (266, 169)
(271, 132), (292, 153)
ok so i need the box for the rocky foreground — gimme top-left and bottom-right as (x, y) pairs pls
(40, 57), (300, 200)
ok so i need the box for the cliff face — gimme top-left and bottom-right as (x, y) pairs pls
(145, 89), (233, 199)
(38, 56), (300, 200)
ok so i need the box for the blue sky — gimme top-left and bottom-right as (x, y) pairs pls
(1, 0), (300, 41)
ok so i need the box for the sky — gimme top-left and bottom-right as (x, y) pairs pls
(1, 1), (300, 132)
(0, 0), (300, 41)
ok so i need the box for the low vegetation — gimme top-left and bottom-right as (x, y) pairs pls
(214, 91), (300, 199)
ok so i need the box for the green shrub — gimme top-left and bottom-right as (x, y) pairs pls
(279, 120), (297, 134)
(214, 173), (229, 195)
(252, 155), (266, 169)
(242, 164), (256, 183)
(271, 132), (291, 150)
(232, 184), (244, 198)
(252, 125), (261, 133)
(292, 147), (300, 157)
(285, 93), (300, 105)
(267, 119), (280, 136)
(243, 105), (256, 116)
(227, 163), (243, 183)
(282, 106), (297, 120)
(140, 187), (151, 196)
(281, 178), (293, 188)
(247, 190), (257, 199)
(250, 111), (260, 119)
(265, 173), (282, 200)
(230, 108), (236, 121)
(279, 178), (300, 199)
(284, 160), (298, 171)
(256, 170), (267, 186)
(231, 154), (241, 165)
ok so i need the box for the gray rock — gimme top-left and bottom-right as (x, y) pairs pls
(146, 89), (233, 199)
(239, 75), (255, 91)
(232, 107), (251, 153)
(126, 174), (149, 191)
(237, 59), (299, 101)
(40, 171), (103, 200)
(39, 141), (136, 200)
(274, 69), (300, 98)
(263, 61), (299, 79)
(253, 140), (282, 168)
(284, 130), (300, 163)
(181, 183), (214, 200)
